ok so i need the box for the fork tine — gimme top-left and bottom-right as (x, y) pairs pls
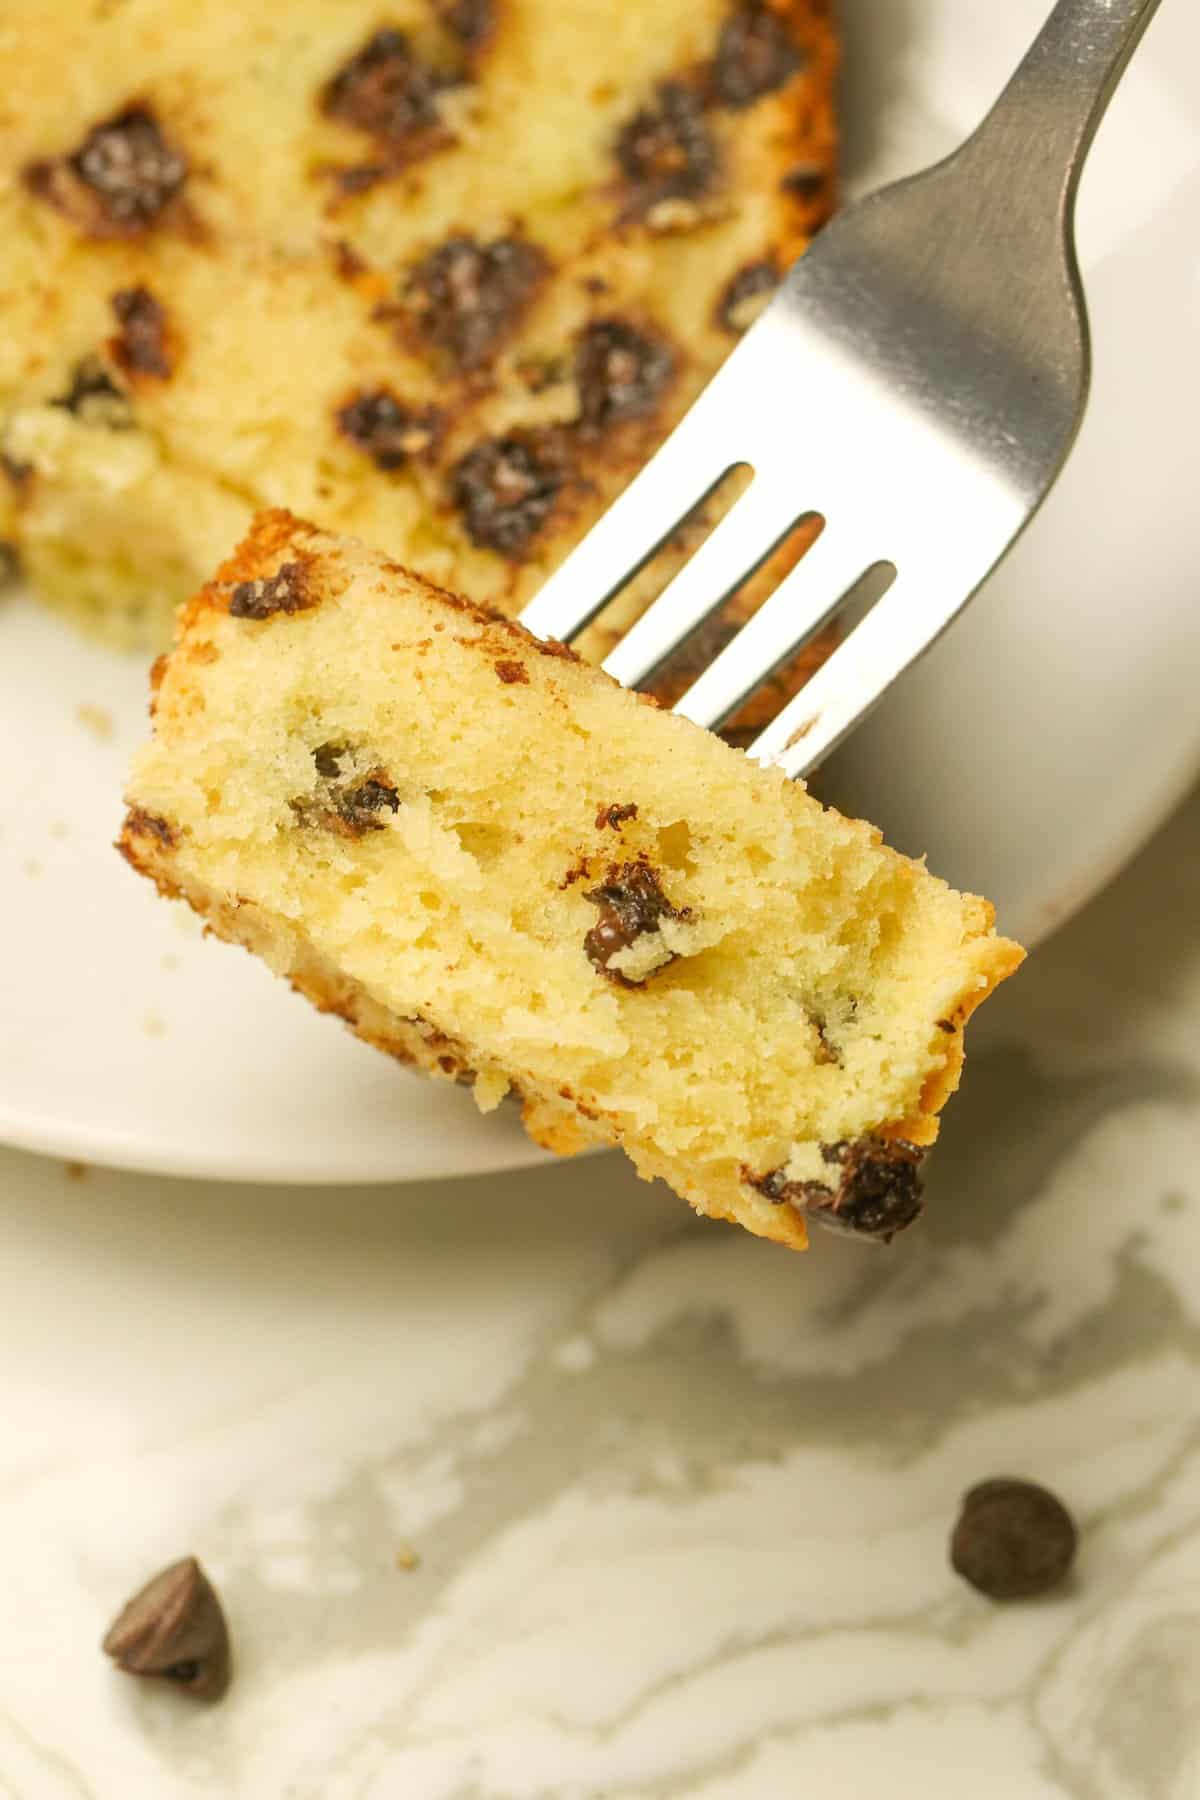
(518, 411), (734, 645)
(602, 479), (808, 690)
(749, 568), (962, 779)
(671, 524), (877, 732)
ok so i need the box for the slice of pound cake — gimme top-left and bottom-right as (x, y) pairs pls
(1, 0), (837, 687)
(120, 512), (1023, 1250)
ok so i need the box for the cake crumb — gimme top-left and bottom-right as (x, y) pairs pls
(65, 1161), (90, 1182)
(394, 1544), (421, 1572)
(144, 1011), (166, 1038)
(75, 702), (115, 742)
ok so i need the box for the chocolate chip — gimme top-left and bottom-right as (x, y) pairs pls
(744, 1135), (925, 1243)
(711, 2), (803, 109)
(322, 29), (448, 148)
(335, 777), (401, 830)
(51, 356), (132, 427)
(494, 659), (528, 684)
(229, 561), (316, 620)
(437, 0), (495, 49)
(584, 860), (687, 985)
(109, 286), (172, 379)
(312, 742), (345, 778)
(402, 235), (546, 371)
(337, 390), (440, 469)
(715, 259), (780, 333)
(615, 81), (717, 223)
(596, 803), (638, 830)
(293, 743), (400, 837)
(574, 319), (674, 433)
(451, 432), (564, 555)
(25, 106), (188, 236)
(102, 1556), (231, 1701)
(951, 1479), (1078, 1600)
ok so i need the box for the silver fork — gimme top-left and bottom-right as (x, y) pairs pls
(520, 0), (1163, 778)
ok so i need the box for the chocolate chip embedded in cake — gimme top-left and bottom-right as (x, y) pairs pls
(711, 2), (804, 109)
(615, 81), (719, 228)
(109, 288), (174, 380)
(228, 560), (317, 620)
(24, 106), (189, 237)
(573, 320), (675, 434)
(401, 235), (548, 372)
(322, 29), (450, 151)
(451, 432), (566, 555)
(121, 511), (1023, 1253)
(583, 860), (691, 986)
(336, 391), (441, 469)
(744, 1135), (926, 1242)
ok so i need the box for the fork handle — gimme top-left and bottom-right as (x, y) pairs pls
(966, 0), (1164, 225)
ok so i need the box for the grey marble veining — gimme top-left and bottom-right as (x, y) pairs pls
(0, 786), (1197, 1799)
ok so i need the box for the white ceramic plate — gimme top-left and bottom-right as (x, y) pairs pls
(2, 0), (1198, 1184)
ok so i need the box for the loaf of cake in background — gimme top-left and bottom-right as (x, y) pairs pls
(121, 510), (1023, 1251)
(0, 0), (837, 723)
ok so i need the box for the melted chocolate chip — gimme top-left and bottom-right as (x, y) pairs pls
(293, 745), (401, 838)
(745, 1135), (925, 1243)
(25, 107), (188, 236)
(403, 235), (546, 371)
(336, 390), (440, 468)
(450, 432), (564, 555)
(596, 803), (638, 830)
(312, 742), (346, 779)
(583, 861), (687, 985)
(615, 81), (717, 222)
(951, 1479), (1078, 1601)
(229, 561), (316, 620)
(322, 29), (448, 147)
(51, 356), (132, 426)
(715, 259), (780, 333)
(109, 286), (172, 379)
(711, 3), (803, 109)
(102, 1556), (231, 1701)
(333, 777), (401, 832)
(574, 319), (674, 433)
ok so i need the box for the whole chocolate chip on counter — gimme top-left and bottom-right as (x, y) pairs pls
(102, 1556), (231, 1700)
(950, 1478), (1078, 1600)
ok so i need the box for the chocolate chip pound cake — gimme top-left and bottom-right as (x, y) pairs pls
(2, 0), (837, 705)
(120, 512), (1023, 1250)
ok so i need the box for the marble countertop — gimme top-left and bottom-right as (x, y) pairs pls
(2, 785), (1197, 1800)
